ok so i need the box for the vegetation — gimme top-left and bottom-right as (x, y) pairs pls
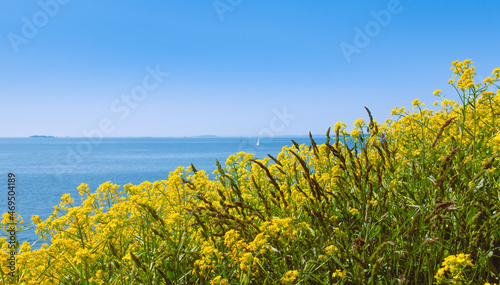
(1, 60), (500, 284)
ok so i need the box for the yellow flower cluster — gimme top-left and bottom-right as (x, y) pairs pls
(332, 269), (347, 279)
(280, 270), (299, 283)
(435, 253), (474, 283)
(210, 276), (229, 284)
(451, 59), (479, 89)
(324, 244), (340, 257)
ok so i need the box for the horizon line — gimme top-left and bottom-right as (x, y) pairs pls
(0, 134), (331, 139)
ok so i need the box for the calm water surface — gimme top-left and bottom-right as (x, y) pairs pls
(0, 136), (324, 246)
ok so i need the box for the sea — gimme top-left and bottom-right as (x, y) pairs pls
(0, 136), (325, 247)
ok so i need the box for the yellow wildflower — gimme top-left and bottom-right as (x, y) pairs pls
(334, 122), (346, 132)
(483, 77), (495, 85)
(281, 270), (299, 283)
(353, 118), (364, 128)
(325, 245), (339, 255)
(434, 253), (473, 283)
(332, 269), (347, 279)
(350, 129), (360, 137)
(210, 276), (229, 285)
(1, 212), (10, 224)
(412, 98), (424, 108)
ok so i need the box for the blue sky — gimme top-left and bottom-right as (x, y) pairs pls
(1, 1), (499, 137)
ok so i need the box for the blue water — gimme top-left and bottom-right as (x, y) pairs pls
(0, 136), (324, 247)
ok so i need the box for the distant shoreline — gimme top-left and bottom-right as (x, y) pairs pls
(29, 135), (56, 138)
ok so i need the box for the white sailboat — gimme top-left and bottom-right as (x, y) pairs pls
(256, 137), (260, 146)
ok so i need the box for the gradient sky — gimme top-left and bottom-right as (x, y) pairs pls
(1, 1), (499, 137)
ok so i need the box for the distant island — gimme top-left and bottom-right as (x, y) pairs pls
(29, 135), (56, 138)
(192, 135), (218, 138)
